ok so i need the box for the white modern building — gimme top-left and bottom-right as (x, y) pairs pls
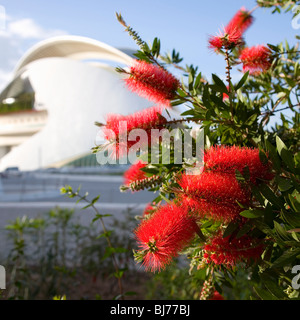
(0, 35), (153, 171)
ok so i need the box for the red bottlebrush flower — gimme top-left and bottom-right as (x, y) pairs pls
(123, 161), (147, 186)
(134, 204), (198, 272)
(180, 195), (245, 223)
(178, 171), (251, 206)
(125, 60), (180, 106)
(208, 7), (253, 52)
(208, 24), (243, 51)
(204, 145), (273, 184)
(203, 232), (264, 268)
(226, 7), (254, 35)
(239, 45), (272, 75)
(209, 291), (225, 300)
(102, 105), (167, 158)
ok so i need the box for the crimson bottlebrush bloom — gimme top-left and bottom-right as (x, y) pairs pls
(179, 171), (251, 206)
(125, 60), (180, 106)
(226, 7), (254, 35)
(208, 7), (253, 52)
(239, 45), (273, 75)
(134, 204), (198, 272)
(204, 145), (273, 183)
(203, 232), (264, 267)
(102, 105), (167, 158)
(178, 171), (250, 222)
(209, 291), (225, 300)
(180, 195), (245, 223)
(123, 161), (147, 186)
(208, 24), (243, 51)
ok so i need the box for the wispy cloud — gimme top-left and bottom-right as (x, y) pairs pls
(0, 15), (68, 91)
(5, 18), (66, 39)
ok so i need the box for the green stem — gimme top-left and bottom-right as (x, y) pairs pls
(77, 193), (125, 300)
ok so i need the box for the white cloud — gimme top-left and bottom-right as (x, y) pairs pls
(7, 18), (66, 39)
(0, 16), (68, 91)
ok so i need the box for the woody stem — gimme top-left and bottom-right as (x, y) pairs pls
(225, 48), (234, 121)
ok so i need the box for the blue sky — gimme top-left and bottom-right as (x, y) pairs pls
(0, 0), (298, 90)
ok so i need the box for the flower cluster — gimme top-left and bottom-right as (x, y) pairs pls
(124, 60), (180, 106)
(102, 105), (167, 158)
(133, 146), (272, 272)
(208, 7), (253, 51)
(178, 171), (251, 222)
(226, 6), (254, 35)
(134, 204), (198, 272)
(203, 232), (265, 267)
(204, 145), (274, 183)
(178, 146), (272, 223)
(239, 45), (272, 75)
(209, 8), (273, 75)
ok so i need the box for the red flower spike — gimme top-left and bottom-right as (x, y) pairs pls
(180, 195), (245, 223)
(123, 161), (147, 186)
(203, 232), (264, 268)
(239, 45), (272, 75)
(102, 105), (167, 158)
(208, 25), (243, 51)
(226, 7), (254, 35)
(179, 171), (251, 206)
(134, 204), (198, 272)
(209, 291), (225, 300)
(208, 7), (253, 52)
(125, 60), (180, 106)
(204, 145), (273, 183)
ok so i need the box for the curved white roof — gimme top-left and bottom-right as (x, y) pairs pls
(0, 35), (155, 171)
(14, 35), (134, 74)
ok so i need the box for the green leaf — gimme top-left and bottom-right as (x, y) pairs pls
(92, 213), (112, 223)
(236, 222), (253, 239)
(253, 286), (278, 300)
(235, 169), (245, 182)
(271, 248), (300, 268)
(281, 149), (296, 173)
(259, 149), (269, 165)
(274, 221), (290, 241)
(211, 74), (229, 94)
(240, 209), (264, 219)
(281, 211), (300, 228)
(194, 72), (202, 89)
(259, 183), (285, 209)
(223, 221), (238, 238)
(267, 43), (280, 52)
(265, 140), (281, 172)
(91, 195), (100, 204)
(260, 274), (287, 299)
(234, 71), (249, 91)
(253, 220), (274, 236)
(81, 203), (92, 210)
(277, 176), (293, 192)
(96, 230), (113, 239)
(276, 136), (287, 155)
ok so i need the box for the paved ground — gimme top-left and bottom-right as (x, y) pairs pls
(0, 171), (155, 259)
